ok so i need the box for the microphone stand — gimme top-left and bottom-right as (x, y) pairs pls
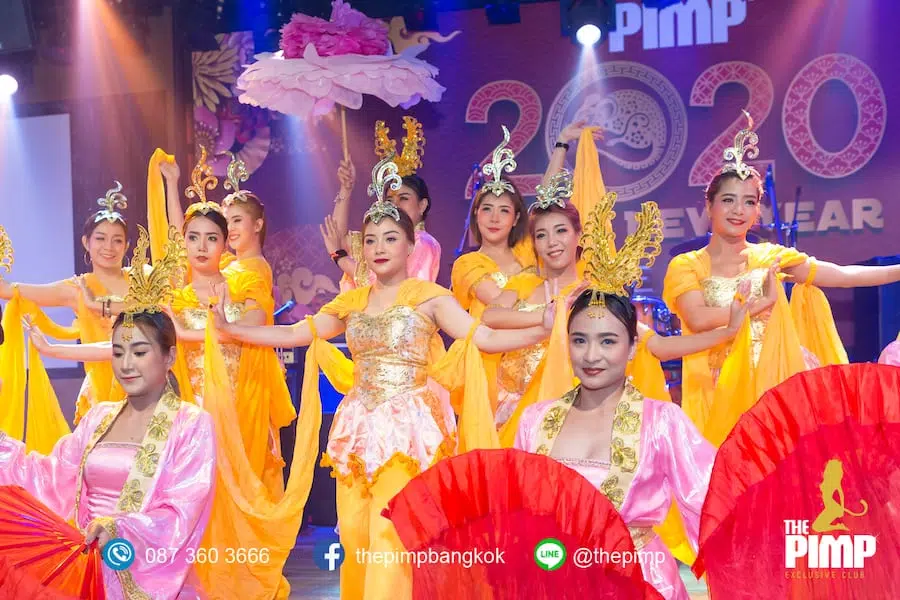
(456, 164), (484, 257)
(764, 165), (785, 246)
(789, 186), (801, 250)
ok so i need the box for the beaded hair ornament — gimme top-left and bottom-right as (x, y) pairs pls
(374, 117), (425, 177)
(363, 155), (403, 224)
(531, 169), (573, 213)
(480, 125), (517, 197)
(721, 110), (760, 181)
(0, 225), (13, 277)
(579, 192), (663, 315)
(120, 224), (186, 339)
(222, 152), (261, 208)
(184, 146), (224, 218)
(94, 181), (128, 224)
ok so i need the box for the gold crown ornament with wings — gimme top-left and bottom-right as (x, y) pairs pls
(721, 110), (760, 181)
(579, 192), (663, 314)
(480, 125), (518, 197)
(184, 146), (224, 218)
(363, 155), (403, 224)
(120, 225), (187, 338)
(531, 169), (574, 212)
(374, 117), (425, 177)
(0, 225), (13, 278)
(94, 181), (128, 224)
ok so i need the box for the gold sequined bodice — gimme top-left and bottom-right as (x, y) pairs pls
(702, 268), (768, 369)
(346, 305), (437, 409)
(498, 300), (548, 394)
(179, 302), (245, 398)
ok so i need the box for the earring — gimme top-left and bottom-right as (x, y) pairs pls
(83, 252), (92, 266)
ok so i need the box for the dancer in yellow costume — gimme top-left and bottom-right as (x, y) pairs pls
(0, 184), (139, 454)
(325, 117), (442, 290)
(152, 148), (296, 487)
(663, 111), (900, 448)
(218, 155), (553, 600)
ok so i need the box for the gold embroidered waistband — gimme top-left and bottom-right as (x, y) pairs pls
(628, 526), (657, 551)
(354, 361), (428, 409)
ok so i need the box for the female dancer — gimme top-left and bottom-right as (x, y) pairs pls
(324, 117), (441, 289)
(3, 247), (216, 599)
(515, 290), (715, 600)
(0, 184), (133, 453)
(663, 112), (900, 445)
(216, 156), (552, 600)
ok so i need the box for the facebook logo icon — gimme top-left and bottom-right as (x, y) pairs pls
(314, 540), (346, 571)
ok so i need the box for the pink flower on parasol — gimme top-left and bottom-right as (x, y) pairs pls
(235, 0), (445, 157)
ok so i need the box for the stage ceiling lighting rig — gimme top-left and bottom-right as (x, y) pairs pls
(561, 0), (615, 46)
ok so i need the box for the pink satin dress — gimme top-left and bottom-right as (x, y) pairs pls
(879, 340), (900, 366)
(516, 398), (715, 600)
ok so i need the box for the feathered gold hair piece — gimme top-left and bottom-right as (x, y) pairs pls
(120, 225), (187, 339)
(363, 155), (403, 224)
(579, 192), (663, 314)
(721, 110), (760, 181)
(531, 169), (573, 212)
(374, 117), (425, 177)
(481, 125), (517, 197)
(184, 146), (224, 218)
(222, 151), (255, 207)
(94, 181), (128, 224)
(0, 225), (13, 277)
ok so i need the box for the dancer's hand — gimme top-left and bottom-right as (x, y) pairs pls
(320, 215), (344, 255)
(84, 522), (113, 551)
(211, 283), (234, 341)
(749, 259), (780, 319)
(22, 316), (52, 355)
(557, 120), (604, 145)
(160, 160), (180, 181)
(541, 279), (560, 330)
(727, 281), (751, 333)
(336, 159), (356, 201)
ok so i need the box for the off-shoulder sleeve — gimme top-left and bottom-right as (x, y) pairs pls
(318, 287), (370, 320)
(0, 405), (109, 518)
(662, 252), (706, 311)
(654, 401), (715, 552)
(228, 269), (274, 316)
(450, 252), (496, 310)
(398, 279), (452, 307)
(107, 407), (216, 599)
(746, 243), (809, 270)
(513, 402), (547, 452)
(410, 231), (441, 283)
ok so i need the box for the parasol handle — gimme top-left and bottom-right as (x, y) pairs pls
(340, 106), (349, 161)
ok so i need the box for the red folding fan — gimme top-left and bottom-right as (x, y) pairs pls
(383, 448), (662, 600)
(0, 485), (105, 599)
(694, 364), (900, 600)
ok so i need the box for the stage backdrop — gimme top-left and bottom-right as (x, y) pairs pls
(190, 0), (899, 347)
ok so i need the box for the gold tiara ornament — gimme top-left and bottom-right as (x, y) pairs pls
(184, 146), (224, 217)
(374, 117), (425, 177)
(0, 225), (13, 277)
(481, 125), (517, 197)
(579, 192), (663, 314)
(531, 169), (573, 212)
(94, 181), (128, 223)
(363, 155), (403, 224)
(120, 225), (187, 338)
(222, 151), (262, 208)
(721, 110), (760, 181)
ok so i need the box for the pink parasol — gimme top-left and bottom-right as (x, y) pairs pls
(235, 0), (445, 159)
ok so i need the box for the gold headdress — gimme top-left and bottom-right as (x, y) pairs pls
(120, 224), (187, 337)
(531, 169), (573, 212)
(579, 193), (663, 313)
(222, 151), (254, 207)
(374, 117), (425, 177)
(363, 155), (403, 224)
(481, 125), (517, 197)
(0, 225), (13, 277)
(721, 110), (760, 181)
(94, 181), (128, 223)
(184, 146), (224, 218)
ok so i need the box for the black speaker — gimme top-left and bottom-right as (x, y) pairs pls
(852, 255), (900, 362)
(0, 0), (34, 55)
